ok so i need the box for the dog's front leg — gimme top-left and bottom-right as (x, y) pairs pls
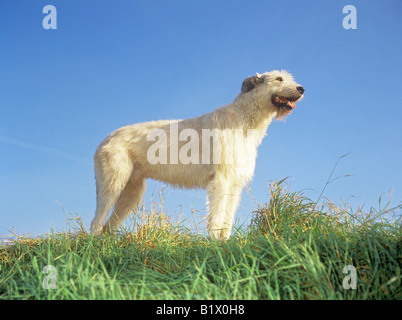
(206, 176), (242, 240)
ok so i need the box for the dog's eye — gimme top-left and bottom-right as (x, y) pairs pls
(275, 77), (284, 82)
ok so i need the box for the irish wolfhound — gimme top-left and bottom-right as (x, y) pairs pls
(91, 70), (304, 240)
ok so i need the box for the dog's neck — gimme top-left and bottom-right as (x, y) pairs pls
(214, 93), (276, 139)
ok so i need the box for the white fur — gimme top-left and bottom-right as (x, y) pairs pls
(91, 70), (304, 240)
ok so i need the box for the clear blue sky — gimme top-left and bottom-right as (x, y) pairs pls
(1, 0), (401, 237)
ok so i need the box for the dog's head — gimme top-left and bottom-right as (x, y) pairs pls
(241, 70), (304, 119)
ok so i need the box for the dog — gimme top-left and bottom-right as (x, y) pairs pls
(91, 70), (304, 240)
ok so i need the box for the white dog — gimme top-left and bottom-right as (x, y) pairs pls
(91, 70), (304, 240)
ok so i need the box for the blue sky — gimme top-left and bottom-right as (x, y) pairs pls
(1, 0), (401, 237)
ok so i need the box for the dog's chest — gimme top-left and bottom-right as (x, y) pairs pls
(220, 129), (261, 181)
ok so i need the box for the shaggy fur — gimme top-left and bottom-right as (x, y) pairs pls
(91, 70), (304, 240)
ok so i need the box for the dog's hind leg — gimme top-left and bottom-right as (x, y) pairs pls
(91, 147), (133, 235)
(103, 170), (146, 233)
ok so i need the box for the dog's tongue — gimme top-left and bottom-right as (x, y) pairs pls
(275, 96), (296, 109)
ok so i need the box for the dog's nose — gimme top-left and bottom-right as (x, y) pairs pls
(297, 86), (305, 94)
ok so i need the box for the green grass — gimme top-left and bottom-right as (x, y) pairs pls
(1, 181), (401, 300)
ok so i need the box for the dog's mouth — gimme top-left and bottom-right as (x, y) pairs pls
(271, 95), (299, 110)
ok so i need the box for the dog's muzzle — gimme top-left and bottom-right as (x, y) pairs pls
(271, 86), (305, 111)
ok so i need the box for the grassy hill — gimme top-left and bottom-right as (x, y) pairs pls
(1, 181), (401, 300)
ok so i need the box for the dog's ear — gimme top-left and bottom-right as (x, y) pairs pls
(241, 73), (265, 94)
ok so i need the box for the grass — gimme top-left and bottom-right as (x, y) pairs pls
(0, 180), (401, 300)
